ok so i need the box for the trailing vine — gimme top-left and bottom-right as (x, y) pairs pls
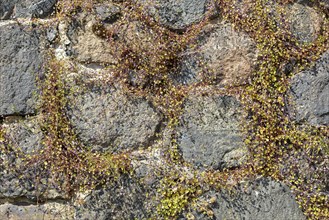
(218, 0), (329, 218)
(1, 0), (328, 219)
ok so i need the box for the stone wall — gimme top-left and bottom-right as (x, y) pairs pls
(0, 0), (328, 219)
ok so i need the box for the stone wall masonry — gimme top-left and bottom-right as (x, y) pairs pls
(0, 0), (328, 219)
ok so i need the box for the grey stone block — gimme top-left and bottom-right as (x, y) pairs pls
(0, 23), (43, 116)
(0, 0), (57, 19)
(193, 178), (306, 220)
(67, 86), (162, 152)
(177, 95), (247, 169)
(136, 0), (207, 31)
(75, 175), (151, 220)
(290, 50), (329, 126)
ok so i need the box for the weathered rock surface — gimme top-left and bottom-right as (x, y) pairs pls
(177, 21), (257, 86)
(0, 1), (323, 219)
(231, 1), (322, 44)
(0, 169), (36, 200)
(94, 4), (121, 24)
(67, 12), (118, 66)
(0, 0), (57, 19)
(286, 3), (322, 44)
(156, 0), (207, 30)
(75, 175), (151, 220)
(0, 23), (43, 116)
(290, 50), (329, 126)
(67, 85), (162, 152)
(177, 95), (247, 169)
(137, 0), (207, 31)
(192, 178), (305, 220)
(1, 118), (43, 155)
(0, 119), (65, 201)
(67, 6), (168, 70)
(0, 202), (74, 220)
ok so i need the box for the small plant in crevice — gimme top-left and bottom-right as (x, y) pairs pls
(156, 168), (203, 219)
(53, 0), (329, 218)
(37, 57), (132, 193)
(1, 0), (328, 219)
(0, 56), (132, 202)
(95, 1), (213, 125)
(217, 0), (329, 219)
(0, 125), (10, 172)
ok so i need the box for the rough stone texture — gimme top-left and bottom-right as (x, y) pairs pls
(1, 118), (43, 155)
(67, 13), (118, 66)
(0, 169), (36, 200)
(177, 95), (247, 169)
(0, 119), (65, 201)
(67, 6), (166, 69)
(75, 175), (151, 220)
(137, 0), (207, 31)
(94, 4), (121, 24)
(192, 178), (306, 220)
(231, 1), (322, 44)
(176, 21), (257, 86)
(0, 203), (74, 220)
(0, 0), (57, 19)
(156, 0), (207, 30)
(290, 50), (329, 126)
(67, 85), (162, 152)
(0, 1), (322, 219)
(287, 3), (323, 44)
(0, 23), (43, 116)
